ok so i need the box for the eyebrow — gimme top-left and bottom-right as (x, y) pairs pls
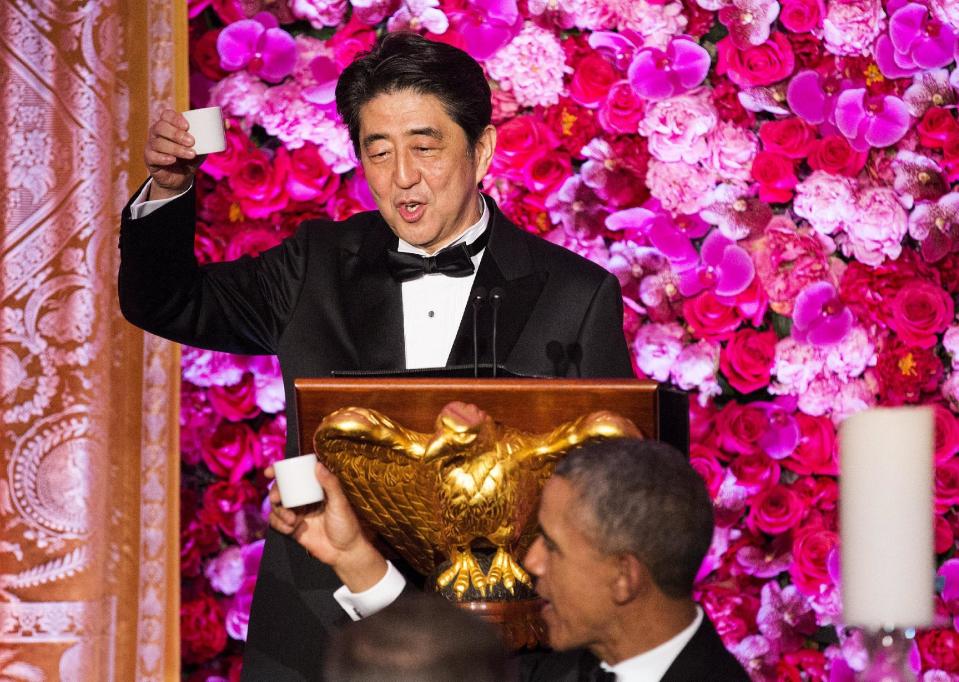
(361, 127), (445, 149)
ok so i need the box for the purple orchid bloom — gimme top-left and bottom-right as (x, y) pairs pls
(908, 191), (959, 262)
(217, 13), (297, 83)
(786, 70), (853, 126)
(387, 0), (450, 34)
(939, 558), (959, 608)
(791, 281), (853, 346)
(736, 543), (793, 578)
(889, 3), (957, 70)
(892, 151), (949, 207)
(446, 0), (522, 61)
(903, 69), (957, 118)
(738, 83), (791, 116)
(835, 88), (911, 151)
(588, 30), (643, 72)
(677, 229), (756, 298)
(718, 0), (780, 48)
(757, 401), (800, 459)
(758, 582), (817, 652)
(303, 56), (339, 106)
(606, 208), (701, 269)
(628, 36), (711, 101)
(701, 185), (773, 240)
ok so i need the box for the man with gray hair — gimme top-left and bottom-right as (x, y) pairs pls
(272, 437), (749, 681)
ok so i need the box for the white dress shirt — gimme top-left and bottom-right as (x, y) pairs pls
(130, 181), (489, 369)
(601, 606), (704, 681)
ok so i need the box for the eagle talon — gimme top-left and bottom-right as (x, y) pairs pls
(436, 547), (487, 599)
(486, 547), (531, 594)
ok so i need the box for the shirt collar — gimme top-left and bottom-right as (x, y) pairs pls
(601, 606), (703, 682)
(397, 195), (489, 255)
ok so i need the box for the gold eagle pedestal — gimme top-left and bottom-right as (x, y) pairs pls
(312, 401), (641, 649)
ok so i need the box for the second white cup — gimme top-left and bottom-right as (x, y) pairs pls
(273, 453), (326, 508)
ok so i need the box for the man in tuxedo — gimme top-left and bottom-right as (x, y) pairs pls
(119, 32), (632, 679)
(276, 438), (750, 681)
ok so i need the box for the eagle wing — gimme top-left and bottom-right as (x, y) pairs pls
(313, 407), (447, 576)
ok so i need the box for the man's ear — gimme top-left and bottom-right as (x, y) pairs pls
(473, 124), (497, 184)
(610, 553), (648, 605)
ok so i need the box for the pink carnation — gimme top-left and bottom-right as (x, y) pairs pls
(792, 171), (857, 236)
(567, 0), (617, 30)
(822, 326), (876, 379)
(822, 0), (886, 56)
(839, 186), (908, 266)
(646, 159), (717, 215)
(705, 121), (759, 183)
(632, 322), (685, 381)
(614, 0), (688, 50)
(204, 546), (245, 595)
(943, 324), (959, 367)
(485, 23), (569, 108)
(639, 89), (718, 164)
(289, 0), (348, 28)
(210, 71), (269, 120)
(670, 340), (722, 404)
(182, 347), (246, 387)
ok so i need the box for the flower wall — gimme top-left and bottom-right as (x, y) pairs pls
(180, 0), (959, 678)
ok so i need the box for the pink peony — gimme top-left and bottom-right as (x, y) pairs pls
(289, 0), (348, 28)
(705, 121), (759, 183)
(840, 186), (909, 266)
(670, 340), (722, 404)
(614, 0), (688, 50)
(645, 159), (717, 215)
(632, 322), (685, 381)
(485, 23), (569, 108)
(821, 0), (886, 56)
(792, 171), (857, 236)
(640, 89), (718, 163)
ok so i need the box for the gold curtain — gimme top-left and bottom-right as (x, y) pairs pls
(0, 1), (185, 679)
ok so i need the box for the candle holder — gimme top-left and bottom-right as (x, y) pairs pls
(859, 628), (916, 682)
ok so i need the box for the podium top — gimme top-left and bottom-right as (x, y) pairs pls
(294, 377), (688, 457)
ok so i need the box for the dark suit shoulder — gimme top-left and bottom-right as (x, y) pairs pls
(291, 209), (387, 253)
(502, 222), (615, 285)
(662, 616), (750, 682)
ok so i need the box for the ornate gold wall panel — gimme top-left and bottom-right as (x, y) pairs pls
(0, 1), (184, 679)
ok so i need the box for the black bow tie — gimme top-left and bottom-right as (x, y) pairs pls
(386, 227), (490, 283)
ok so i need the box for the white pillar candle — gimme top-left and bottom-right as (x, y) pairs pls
(839, 406), (935, 629)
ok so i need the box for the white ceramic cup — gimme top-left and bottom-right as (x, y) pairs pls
(181, 106), (226, 155)
(273, 453), (326, 508)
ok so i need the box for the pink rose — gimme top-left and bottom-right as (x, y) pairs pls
(888, 280), (954, 349)
(285, 143), (340, 203)
(202, 128), (252, 181)
(208, 372), (260, 421)
(807, 135), (868, 177)
(936, 459), (959, 512)
(748, 484), (806, 534)
(758, 117), (816, 159)
(751, 151), (798, 203)
(936, 516), (955, 554)
(790, 527), (838, 596)
(200, 480), (261, 542)
(201, 420), (261, 482)
(690, 444), (725, 498)
(181, 592), (228, 664)
(699, 583), (761, 643)
(720, 328), (778, 394)
(917, 630), (959, 672)
(639, 90), (718, 164)
(632, 322), (685, 382)
(327, 15), (377, 69)
(716, 33), (796, 87)
(229, 147), (289, 218)
(493, 116), (558, 175)
(784, 413), (837, 476)
(597, 80), (647, 135)
(730, 451), (781, 493)
(718, 402), (769, 455)
(780, 0), (824, 33)
(936, 404), (959, 464)
(568, 52), (618, 109)
(705, 121), (758, 183)
(181, 519), (220, 577)
(521, 150), (573, 195)
(224, 225), (284, 260)
(683, 291), (744, 340)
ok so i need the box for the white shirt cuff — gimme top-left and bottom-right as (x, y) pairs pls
(129, 179), (192, 219)
(332, 560), (406, 621)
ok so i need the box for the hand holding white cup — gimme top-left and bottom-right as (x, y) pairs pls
(180, 106), (226, 155)
(273, 453), (326, 508)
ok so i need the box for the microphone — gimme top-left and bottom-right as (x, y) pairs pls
(490, 287), (504, 378)
(471, 287), (488, 378)
(566, 342), (583, 378)
(546, 341), (568, 377)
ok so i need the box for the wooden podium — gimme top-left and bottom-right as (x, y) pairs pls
(294, 377), (688, 648)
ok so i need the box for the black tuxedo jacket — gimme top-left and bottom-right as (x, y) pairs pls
(119, 187), (633, 679)
(520, 616), (751, 682)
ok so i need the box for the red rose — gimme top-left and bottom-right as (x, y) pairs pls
(208, 372), (260, 422)
(690, 444), (725, 498)
(569, 53), (618, 109)
(779, 650), (827, 681)
(199, 479), (262, 541)
(944, 134), (959, 182)
(493, 116), (557, 175)
(181, 520), (220, 577)
(202, 127), (254, 182)
(751, 151), (798, 203)
(841, 251), (939, 329)
(936, 516), (955, 554)
(747, 484), (806, 535)
(230, 147), (289, 218)
(936, 459), (959, 513)
(521, 150), (572, 195)
(682, 0), (716, 38)
(542, 99), (601, 158)
(918, 107), (959, 149)
(683, 291), (743, 341)
(181, 592), (228, 664)
(598, 80), (646, 135)
(698, 582), (761, 643)
(730, 451), (781, 492)
(789, 528), (837, 596)
(784, 413), (837, 476)
(711, 76), (755, 128)
(936, 404), (959, 464)
(191, 28), (228, 81)
(807, 134), (867, 176)
(201, 420), (260, 481)
(285, 143), (340, 203)
(759, 118), (816, 159)
(717, 402), (767, 455)
(873, 340), (943, 405)
(917, 629), (959, 672)
(780, 0), (823, 33)
(720, 328), (778, 394)
(889, 280), (954, 348)
(716, 33), (796, 87)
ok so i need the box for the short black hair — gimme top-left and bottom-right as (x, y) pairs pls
(323, 592), (514, 682)
(553, 438), (714, 600)
(335, 32), (492, 154)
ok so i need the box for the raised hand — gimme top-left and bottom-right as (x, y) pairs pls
(143, 109), (204, 200)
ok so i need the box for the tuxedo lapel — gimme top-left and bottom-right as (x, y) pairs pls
(340, 217), (406, 371)
(447, 199), (546, 367)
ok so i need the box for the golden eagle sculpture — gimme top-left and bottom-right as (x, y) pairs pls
(313, 401), (641, 600)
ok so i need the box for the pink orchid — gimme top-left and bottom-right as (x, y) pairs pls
(216, 13), (297, 83)
(302, 56), (338, 105)
(588, 30), (644, 73)
(791, 281), (853, 346)
(606, 207), (701, 269)
(718, 0), (780, 48)
(786, 70), (854, 126)
(892, 151), (949, 207)
(701, 184), (773, 240)
(834, 88), (911, 151)
(736, 542), (793, 578)
(737, 83), (791, 116)
(887, 3), (957, 72)
(446, 0), (522, 61)
(903, 69), (957, 118)
(387, 0), (450, 34)
(678, 229), (756, 298)
(627, 37), (711, 101)
(908, 191), (959, 262)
